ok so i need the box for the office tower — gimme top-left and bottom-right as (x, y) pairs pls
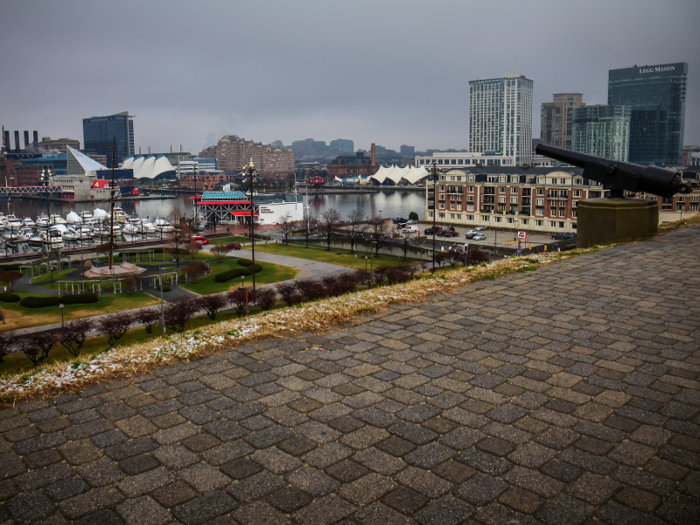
(330, 139), (354, 153)
(608, 63), (688, 166)
(541, 93), (584, 150)
(572, 105), (631, 162)
(83, 111), (135, 167)
(400, 145), (415, 157)
(469, 74), (534, 166)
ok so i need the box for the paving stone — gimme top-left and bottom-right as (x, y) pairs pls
(355, 447), (407, 475)
(77, 457), (127, 487)
(414, 495), (474, 525)
(233, 501), (291, 525)
(287, 466), (340, 497)
(503, 466), (564, 498)
(457, 449), (512, 476)
(432, 459), (476, 484)
(22, 449), (64, 470)
(59, 487), (125, 520)
(324, 459), (369, 483)
(150, 481), (198, 508)
(534, 495), (594, 525)
(405, 442), (455, 468)
(291, 494), (355, 525)
(395, 466), (452, 498)
(351, 502), (414, 525)
(265, 487), (313, 513)
(116, 467), (175, 497)
(226, 471), (286, 503)
(116, 495), (170, 525)
(381, 486), (429, 514)
(498, 486), (545, 514)
(303, 442), (353, 469)
(540, 458), (584, 483)
(178, 463), (231, 492)
(655, 493), (700, 525)
(453, 473), (508, 505)
(7, 490), (57, 524)
(171, 491), (238, 525)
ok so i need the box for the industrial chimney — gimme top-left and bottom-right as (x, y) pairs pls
(371, 143), (376, 166)
(14, 131), (20, 152)
(24, 131), (30, 150)
(33, 131), (38, 148)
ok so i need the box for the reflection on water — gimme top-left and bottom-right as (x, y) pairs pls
(0, 189), (426, 228)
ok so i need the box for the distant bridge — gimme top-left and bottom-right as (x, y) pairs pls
(0, 186), (62, 194)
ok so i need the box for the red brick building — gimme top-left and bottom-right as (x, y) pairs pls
(327, 143), (379, 178)
(179, 172), (237, 191)
(202, 136), (295, 177)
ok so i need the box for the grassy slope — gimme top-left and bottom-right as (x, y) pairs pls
(180, 259), (298, 294)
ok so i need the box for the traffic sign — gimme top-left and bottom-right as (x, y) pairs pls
(517, 231), (528, 240)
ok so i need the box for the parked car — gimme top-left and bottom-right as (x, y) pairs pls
(552, 232), (576, 240)
(472, 233), (487, 240)
(466, 230), (478, 239)
(227, 242), (242, 250)
(475, 226), (488, 231)
(424, 226), (443, 235)
(192, 235), (209, 245)
(440, 230), (459, 237)
(393, 217), (407, 225)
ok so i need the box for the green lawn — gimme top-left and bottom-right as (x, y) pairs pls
(254, 243), (418, 269)
(181, 258), (298, 294)
(208, 236), (249, 246)
(30, 268), (77, 285)
(0, 292), (159, 333)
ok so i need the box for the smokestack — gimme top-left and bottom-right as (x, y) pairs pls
(14, 131), (20, 152)
(33, 131), (38, 148)
(371, 143), (376, 166)
(170, 145), (172, 153)
(2, 127), (7, 154)
(24, 131), (30, 150)
(180, 144), (183, 152)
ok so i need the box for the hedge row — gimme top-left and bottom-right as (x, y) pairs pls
(0, 292), (20, 303)
(20, 293), (99, 309)
(0, 264), (21, 271)
(214, 263), (263, 283)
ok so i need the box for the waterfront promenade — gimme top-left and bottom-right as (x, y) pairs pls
(0, 226), (698, 524)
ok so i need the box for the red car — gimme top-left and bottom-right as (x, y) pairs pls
(192, 235), (209, 245)
(227, 243), (242, 250)
(441, 230), (459, 237)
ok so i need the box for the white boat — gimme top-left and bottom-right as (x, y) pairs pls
(49, 214), (67, 225)
(113, 206), (128, 223)
(80, 210), (94, 222)
(61, 228), (79, 241)
(66, 211), (82, 224)
(6, 214), (22, 231)
(36, 213), (50, 229)
(23, 217), (36, 228)
(28, 232), (46, 245)
(122, 223), (140, 235)
(44, 233), (63, 249)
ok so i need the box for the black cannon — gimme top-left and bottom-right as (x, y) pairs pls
(535, 144), (692, 199)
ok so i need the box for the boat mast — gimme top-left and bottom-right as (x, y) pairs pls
(109, 138), (116, 270)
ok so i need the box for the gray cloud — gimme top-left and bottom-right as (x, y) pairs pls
(1, 0), (698, 154)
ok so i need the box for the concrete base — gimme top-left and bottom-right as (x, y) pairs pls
(576, 198), (658, 248)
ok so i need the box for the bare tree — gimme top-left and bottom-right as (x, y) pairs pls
(346, 209), (366, 254)
(302, 210), (317, 248)
(184, 261), (208, 284)
(19, 330), (59, 366)
(388, 232), (417, 259)
(227, 288), (255, 316)
(255, 288), (277, 311)
(58, 318), (93, 357)
(211, 245), (231, 263)
(0, 269), (22, 292)
(367, 216), (386, 256)
(164, 223), (192, 268)
(122, 275), (142, 295)
(102, 312), (134, 347)
(278, 214), (296, 244)
(188, 241), (202, 261)
(320, 208), (342, 251)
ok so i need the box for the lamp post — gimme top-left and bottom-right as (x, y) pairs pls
(240, 275), (248, 316)
(241, 158), (258, 296)
(59, 303), (64, 327)
(427, 161), (439, 272)
(159, 267), (166, 335)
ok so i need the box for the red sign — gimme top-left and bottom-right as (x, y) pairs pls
(517, 231), (528, 240)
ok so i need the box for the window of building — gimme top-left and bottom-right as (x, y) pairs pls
(495, 217), (502, 223)
(482, 216), (490, 222)
(467, 215), (474, 221)
(536, 220), (543, 226)
(457, 204), (462, 210)
(559, 222), (565, 228)
(560, 179), (566, 185)
(450, 214), (455, 219)
(511, 197), (518, 204)
(574, 190), (582, 197)
(439, 185), (445, 191)
(507, 218), (514, 224)
(428, 212), (433, 218)
(536, 198), (544, 206)
(452, 159), (457, 164)
(522, 219), (529, 225)
(468, 186), (474, 192)
(537, 177), (544, 184)
(536, 208), (544, 216)
(500, 176), (507, 182)
(537, 189), (544, 195)
(439, 204), (445, 209)
(438, 159), (443, 164)
(458, 159), (464, 165)
(467, 196), (474, 202)
(550, 221), (557, 228)
(499, 187), (507, 193)
(439, 213), (445, 219)
(511, 187), (518, 193)
(559, 210), (565, 217)
(572, 211), (577, 218)
(468, 176), (475, 182)
(498, 197), (506, 203)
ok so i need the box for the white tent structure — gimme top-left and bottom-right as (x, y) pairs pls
(121, 154), (176, 179)
(370, 165), (430, 186)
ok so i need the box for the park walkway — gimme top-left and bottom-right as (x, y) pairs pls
(0, 226), (698, 524)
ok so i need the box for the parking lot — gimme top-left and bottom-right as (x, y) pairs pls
(391, 223), (568, 250)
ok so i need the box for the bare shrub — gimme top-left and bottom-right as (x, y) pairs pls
(199, 294), (227, 320)
(385, 265), (414, 285)
(295, 278), (328, 301)
(255, 288), (277, 311)
(58, 318), (93, 357)
(0, 331), (14, 363)
(19, 330), (59, 366)
(122, 275), (142, 295)
(211, 245), (231, 263)
(135, 308), (161, 334)
(467, 249), (490, 265)
(102, 312), (134, 347)
(227, 288), (254, 316)
(0, 269), (22, 292)
(276, 282), (302, 306)
(164, 297), (199, 333)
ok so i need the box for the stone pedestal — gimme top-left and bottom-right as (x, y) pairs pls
(576, 198), (658, 248)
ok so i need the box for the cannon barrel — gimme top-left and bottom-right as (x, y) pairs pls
(535, 144), (692, 198)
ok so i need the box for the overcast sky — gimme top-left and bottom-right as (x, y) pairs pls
(1, 0), (698, 155)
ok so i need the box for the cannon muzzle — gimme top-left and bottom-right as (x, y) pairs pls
(535, 144), (692, 198)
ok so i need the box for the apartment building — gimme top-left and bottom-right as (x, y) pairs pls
(425, 167), (700, 233)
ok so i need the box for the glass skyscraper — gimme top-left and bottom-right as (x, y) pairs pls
(572, 105), (631, 162)
(83, 111), (135, 168)
(608, 63), (688, 166)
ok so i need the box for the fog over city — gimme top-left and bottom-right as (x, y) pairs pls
(1, 0), (698, 154)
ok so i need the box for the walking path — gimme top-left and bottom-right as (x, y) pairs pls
(0, 227), (698, 524)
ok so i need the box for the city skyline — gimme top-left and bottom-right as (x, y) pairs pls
(0, 0), (698, 155)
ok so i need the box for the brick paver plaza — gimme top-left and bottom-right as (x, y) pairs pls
(1, 226), (699, 525)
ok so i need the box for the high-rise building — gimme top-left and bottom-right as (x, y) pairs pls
(400, 145), (415, 157)
(330, 139), (354, 153)
(210, 135), (295, 176)
(608, 63), (688, 166)
(469, 74), (534, 166)
(572, 105), (631, 162)
(541, 93), (584, 150)
(82, 111), (135, 168)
